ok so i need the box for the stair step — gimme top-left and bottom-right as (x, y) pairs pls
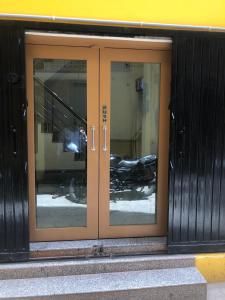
(0, 267), (206, 300)
(0, 254), (194, 280)
(30, 237), (167, 259)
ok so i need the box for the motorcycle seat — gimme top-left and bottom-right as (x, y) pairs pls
(139, 154), (157, 164)
(118, 159), (139, 168)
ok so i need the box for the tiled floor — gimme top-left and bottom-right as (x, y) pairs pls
(208, 282), (225, 299)
(36, 192), (156, 227)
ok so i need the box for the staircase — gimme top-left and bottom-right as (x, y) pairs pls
(34, 77), (87, 195)
(0, 254), (207, 299)
(35, 77), (87, 159)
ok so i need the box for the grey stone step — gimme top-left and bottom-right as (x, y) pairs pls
(207, 282), (225, 300)
(0, 254), (194, 280)
(0, 267), (207, 300)
(30, 237), (167, 259)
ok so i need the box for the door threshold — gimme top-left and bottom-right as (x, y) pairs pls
(30, 237), (167, 260)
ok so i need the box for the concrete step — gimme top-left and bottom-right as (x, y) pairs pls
(30, 237), (167, 259)
(0, 254), (194, 280)
(0, 267), (206, 300)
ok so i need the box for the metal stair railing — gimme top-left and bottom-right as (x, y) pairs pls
(34, 76), (87, 127)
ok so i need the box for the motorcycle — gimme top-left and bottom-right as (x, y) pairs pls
(110, 153), (157, 200)
(67, 153), (157, 203)
(61, 125), (157, 202)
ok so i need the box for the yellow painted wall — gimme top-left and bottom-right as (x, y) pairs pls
(1, 0), (225, 28)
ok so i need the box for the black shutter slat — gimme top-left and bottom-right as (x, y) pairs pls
(0, 25), (28, 262)
(168, 35), (225, 253)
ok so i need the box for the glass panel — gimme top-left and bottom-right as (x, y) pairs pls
(33, 59), (87, 228)
(110, 62), (160, 225)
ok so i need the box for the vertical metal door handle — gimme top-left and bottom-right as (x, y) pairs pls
(103, 124), (107, 152)
(91, 126), (96, 151)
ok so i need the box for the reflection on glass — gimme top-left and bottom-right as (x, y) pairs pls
(110, 62), (160, 226)
(34, 59), (87, 228)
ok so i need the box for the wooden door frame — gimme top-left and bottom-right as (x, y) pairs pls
(99, 48), (171, 238)
(26, 44), (99, 241)
(26, 33), (171, 242)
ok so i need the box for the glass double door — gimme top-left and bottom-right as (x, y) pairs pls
(26, 43), (170, 241)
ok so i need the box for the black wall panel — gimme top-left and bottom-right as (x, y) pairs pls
(0, 25), (28, 261)
(168, 36), (225, 253)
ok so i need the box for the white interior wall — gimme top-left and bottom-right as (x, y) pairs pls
(111, 64), (143, 140)
(111, 62), (160, 158)
(141, 64), (160, 156)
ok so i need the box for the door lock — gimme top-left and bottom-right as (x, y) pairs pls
(102, 105), (107, 123)
(102, 105), (107, 152)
